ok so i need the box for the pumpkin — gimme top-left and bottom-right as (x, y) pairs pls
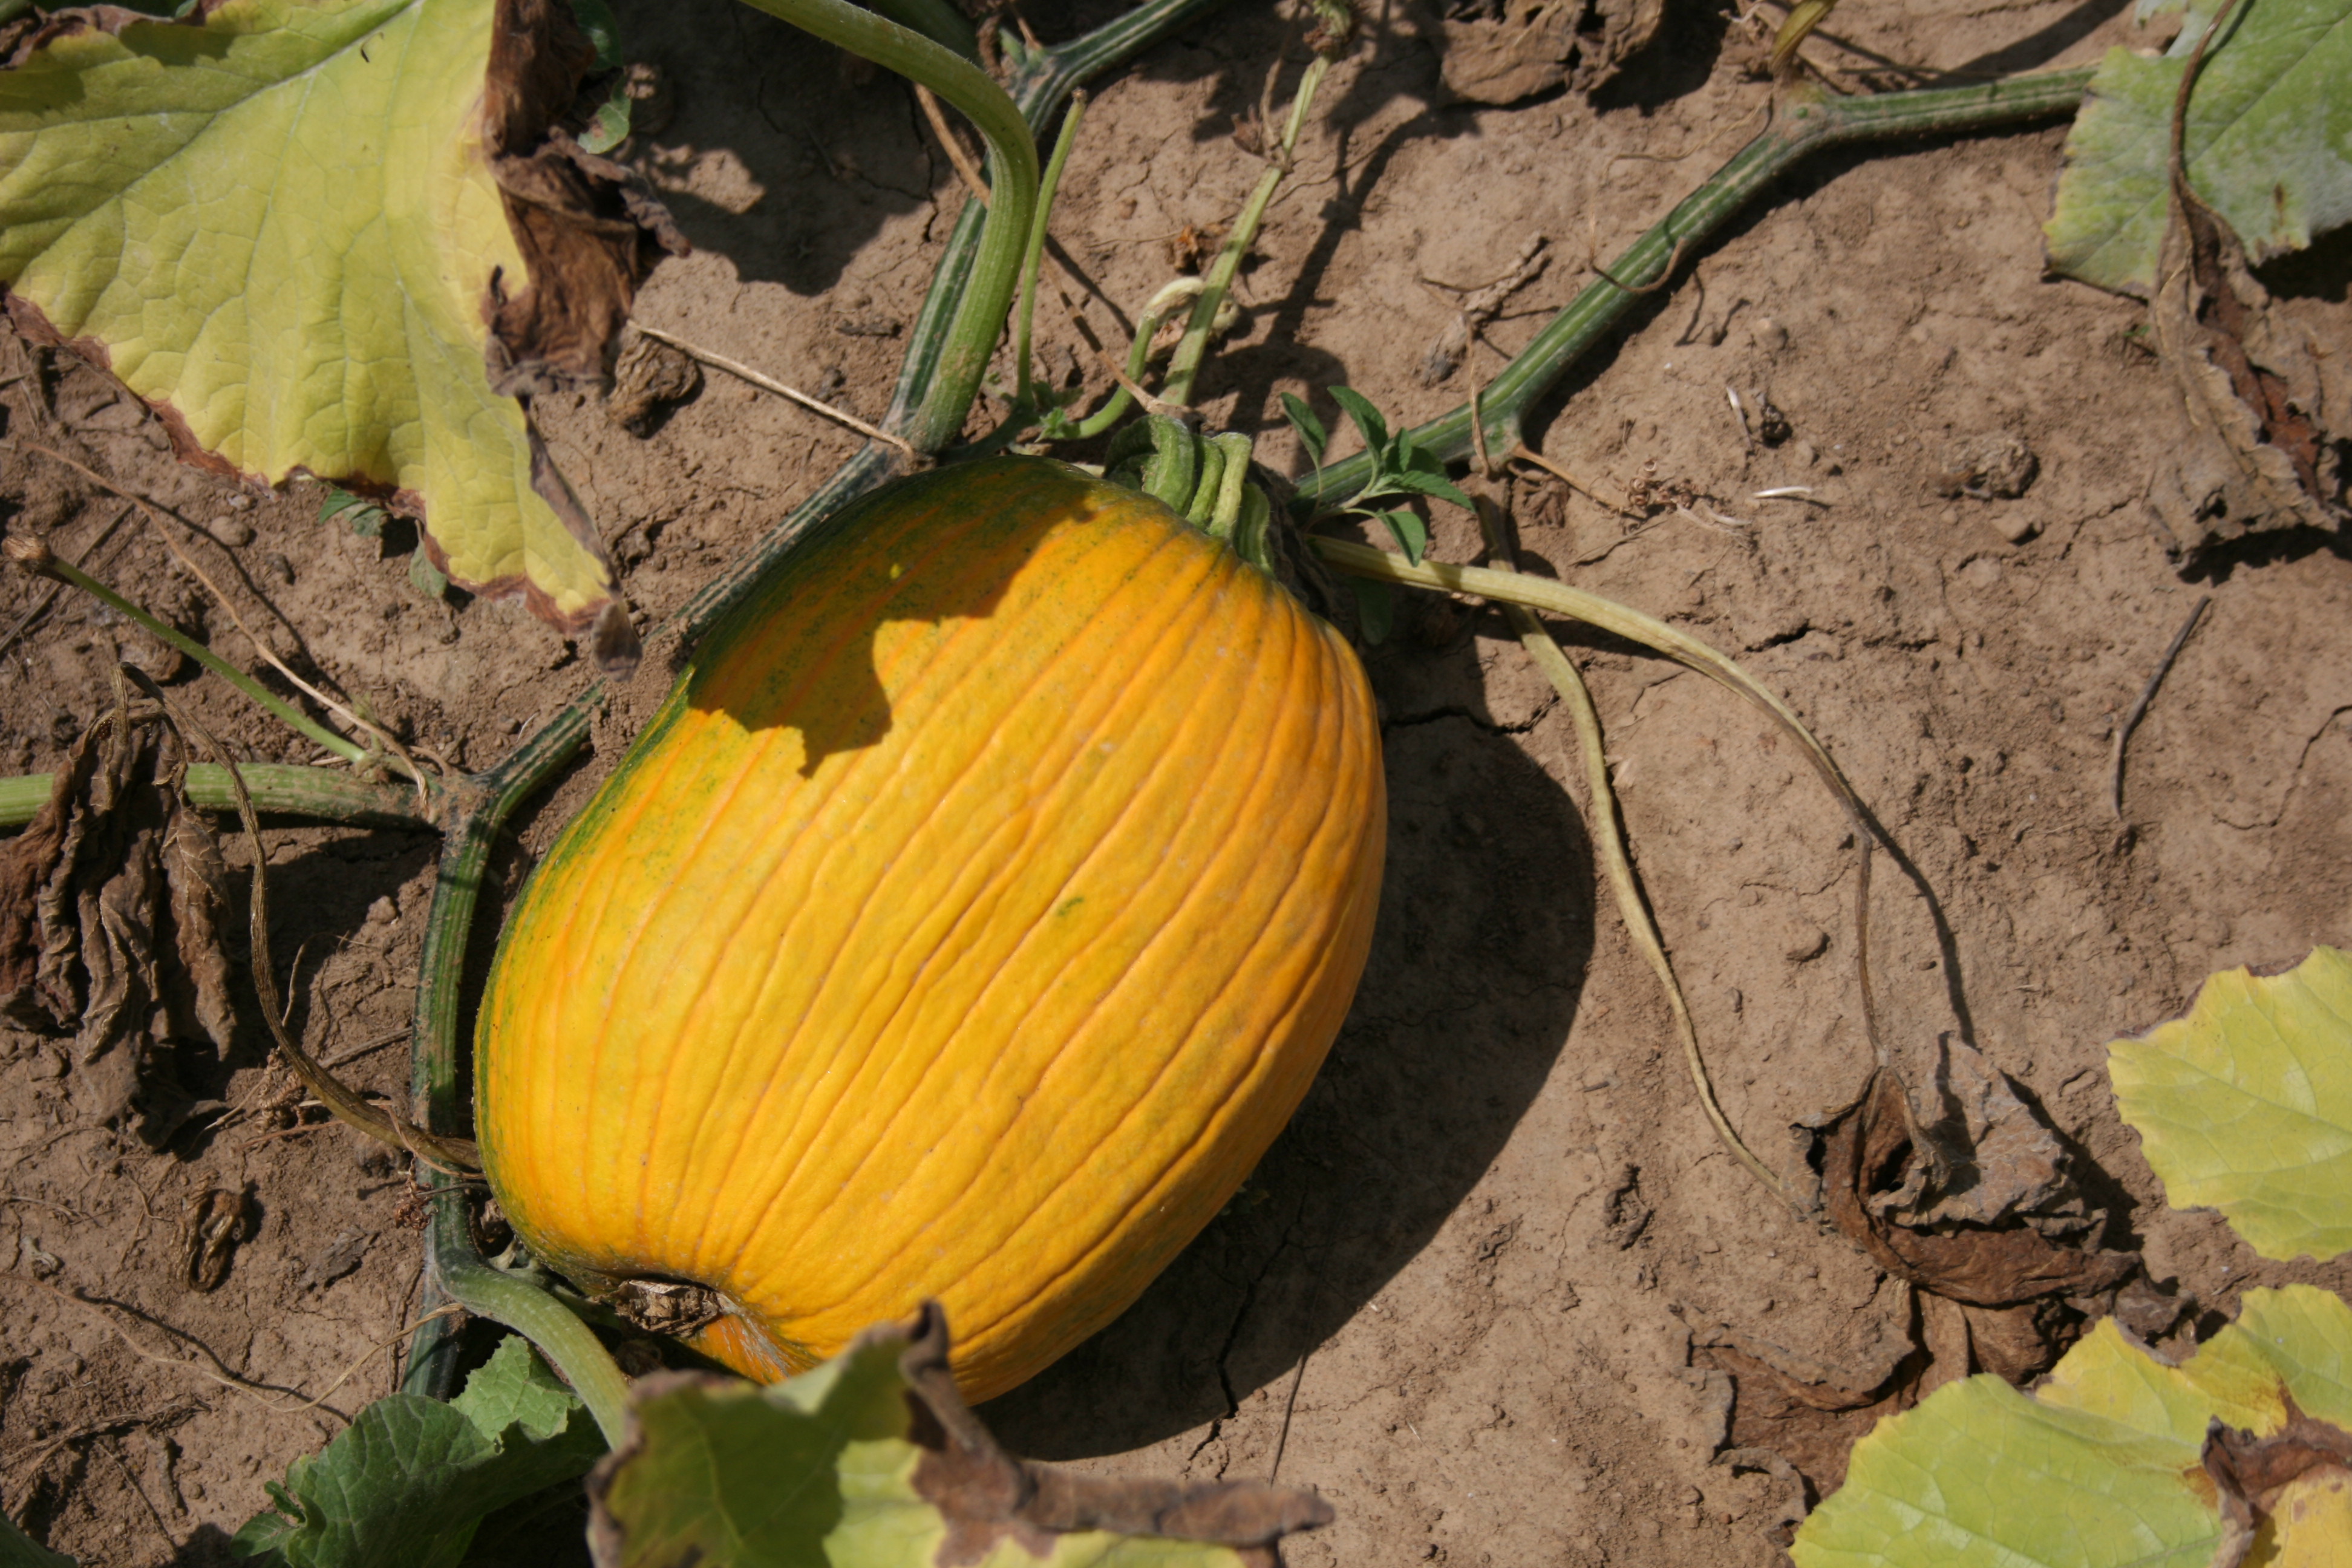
(475, 456), (1385, 1400)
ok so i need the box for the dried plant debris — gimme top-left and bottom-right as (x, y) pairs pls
(2145, 200), (2348, 560)
(2040, 0), (2351, 558)
(1795, 1034), (2138, 1382)
(1932, 433), (2039, 501)
(617, 60), (675, 140)
(0, 705), (235, 1143)
(2203, 1399), (2352, 1568)
(605, 328), (703, 437)
(1417, 235), (1547, 387)
(588, 1303), (1333, 1568)
(479, 0), (687, 400)
(179, 1186), (255, 1292)
(1437, 0), (1664, 105)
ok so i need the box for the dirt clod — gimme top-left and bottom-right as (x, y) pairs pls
(1933, 433), (2039, 500)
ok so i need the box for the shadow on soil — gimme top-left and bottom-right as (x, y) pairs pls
(984, 705), (1595, 1458)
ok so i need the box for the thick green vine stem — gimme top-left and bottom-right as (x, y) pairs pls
(1295, 68), (2095, 505)
(858, 0), (977, 57)
(0, 763), (430, 831)
(400, 710), (589, 1403)
(727, 0), (1038, 455)
(428, 1200), (632, 1446)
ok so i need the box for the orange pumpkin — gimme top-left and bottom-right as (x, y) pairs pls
(475, 456), (1384, 1399)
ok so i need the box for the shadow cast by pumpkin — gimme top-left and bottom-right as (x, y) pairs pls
(984, 699), (1595, 1457)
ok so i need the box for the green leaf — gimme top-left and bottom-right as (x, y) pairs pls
(320, 487), (390, 541)
(2045, 0), (2352, 292)
(1347, 578), (1394, 646)
(589, 1307), (1330, 1568)
(410, 548), (451, 603)
(1327, 387), (1391, 463)
(0, 1513), (74, 1568)
(1793, 1285), (2352, 1567)
(234, 1336), (604, 1568)
(567, 0), (623, 69)
(578, 90), (634, 157)
(1367, 467), (1476, 512)
(1278, 392), (1327, 468)
(2108, 946), (2352, 1261)
(1370, 508), (1428, 565)
(0, 0), (645, 637)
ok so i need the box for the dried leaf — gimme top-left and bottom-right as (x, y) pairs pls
(1800, 1040), (2137, 1318)
(479, 0), (687, 400)
(606, 327), (701, 436)
(0, 731), (98, 1021)
(2145, 198), (2348, 560)
(0, 709), (237, 1143)
(1438, 0), (1662, 105)
(2203, 1399), (2352, 1568)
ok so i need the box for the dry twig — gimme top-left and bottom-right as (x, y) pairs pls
(2110, 594), (2210, 821)
(632, 327), (920, 461)
(1509, 442), (1642, 518)
(916, 83), (992, 208)
(1418, 236), (1547, 386)
(0, 440), (429, 794)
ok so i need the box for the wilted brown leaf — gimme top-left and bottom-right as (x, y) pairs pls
(1437, 0), (1662, 105)
(479, 0), (688, 400)
(1801, 1040), (2136, 1312)
(899, 1303), (1331, 1565)
(2146, 195), (2348, 560)
(2203, 1398), (2352, 1568)
(0, 705), (236, 1142)
(1794, 1033), (2141, 1384)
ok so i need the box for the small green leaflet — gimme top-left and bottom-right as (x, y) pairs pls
(1278, 392), (1328, 468)
(2045, 0), (2352, 292)
(570, 0), (633, 157)
(410, 549), (451, 602)
(232, 1336), (603, 1568)
(1305, 389), (1477, 567)
(319, 487), (390, 541)
(589, 1308), (1329, 1568)
(1348, 578), (1395, 646)
(1374, 508), (1427, 564)
(1327, 387), (1390, 458)
(2108, 946), (2352, 1261)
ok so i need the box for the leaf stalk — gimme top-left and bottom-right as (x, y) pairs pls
(728, 0), (1040, 455)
